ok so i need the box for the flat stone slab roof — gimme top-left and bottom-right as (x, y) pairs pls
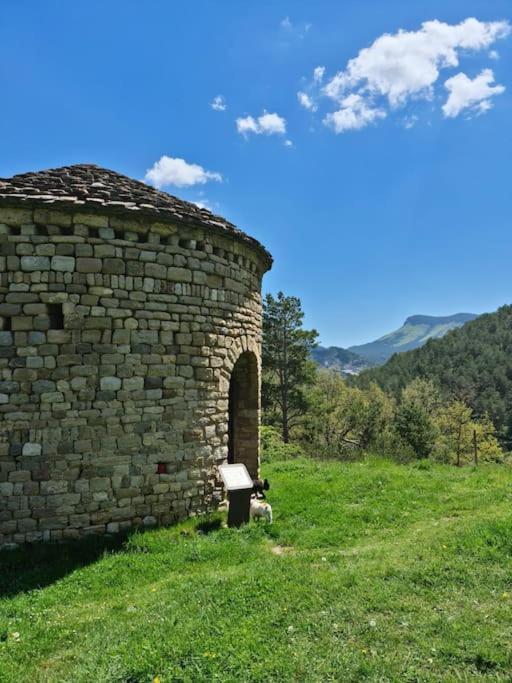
(0, 163), (272, 265)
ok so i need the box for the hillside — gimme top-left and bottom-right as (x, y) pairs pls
(2, 458), (512, 681)
(357, 305), (512, 438)
(311, 346), (372, 375)
(349, 313), (478, 365)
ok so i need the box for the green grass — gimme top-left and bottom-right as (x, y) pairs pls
(1, 457), (512, 682)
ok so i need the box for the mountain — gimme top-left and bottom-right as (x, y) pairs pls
(348, 313), (478, 365)
(311, 346), (372, 376)
(356, 305), (512, 439)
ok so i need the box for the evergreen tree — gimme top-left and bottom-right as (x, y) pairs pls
(395, 403), (436, 459)
(262, 292), (318, 443)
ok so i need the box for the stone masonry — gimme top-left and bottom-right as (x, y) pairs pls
(0, 164), (272, 547)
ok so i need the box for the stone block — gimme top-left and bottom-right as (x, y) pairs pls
(32, 380), (56, 393)
(167, 267), (192, 282)
(0, 208), (33, 225)
(21, 256), (50, 271)
(103, 258), (125, 274)
(76, 257), (101, 273)
(0, 482), (14, 496)
(73, 212), (109, 228)
(100, 376), (121, 391)
(0, 303), (21, 317)
(51, 255), (75, 272)
(145, 263), (166, 279)
(34, 208), (72, 227)
(122, 377), (144, 391)
(22, 443), (42, 457)
(0, 332), (13, 346)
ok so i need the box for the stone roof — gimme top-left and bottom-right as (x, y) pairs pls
(0, 164), (272, 266)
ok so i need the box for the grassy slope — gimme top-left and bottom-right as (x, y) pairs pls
(1, 458), (512, 682)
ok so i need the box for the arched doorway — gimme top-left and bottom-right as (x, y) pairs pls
(228, 351), (259, 478)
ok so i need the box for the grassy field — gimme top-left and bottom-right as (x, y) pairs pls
(1, 457), (512, 682)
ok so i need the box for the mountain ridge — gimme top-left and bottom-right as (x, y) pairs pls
(348, 312), (478, 365)
(355, 305), (512, 439)
(312, 312), (478, 375)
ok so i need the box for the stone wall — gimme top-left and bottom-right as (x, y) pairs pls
(0, 206), (268, 547)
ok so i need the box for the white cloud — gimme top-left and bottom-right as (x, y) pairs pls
(144, 156), (222, 189)
(324, 94), (386, 133)
(279, 16), (311, 39)
(236, 115), (259, 136)
(403, 115), (419, 129)
(258, 112), (287, 134)
(489, 49), (500, 60)
(284, 139), (294, 147)
(211, 95), (227, 111)
(236, 111), (287, 137)
(325, 18), (509, 106)
(193, 199), (212, 210)
(322, 17), (510, 132)
(297, 91), (317, 111)
(443, 68), (505, 118)
(313, 66), (325, 83)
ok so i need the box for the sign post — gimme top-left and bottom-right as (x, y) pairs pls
(218, 463), (253, 528)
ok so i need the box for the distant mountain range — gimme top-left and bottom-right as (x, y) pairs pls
(355, 306), (512, 439)
(312, 313), (478, 375)
(311, 346), (371, 376)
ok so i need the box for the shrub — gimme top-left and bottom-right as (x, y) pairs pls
(260, 425), (305, 463)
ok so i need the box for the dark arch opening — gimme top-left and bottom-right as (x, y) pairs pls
(228, 351), (259, 478)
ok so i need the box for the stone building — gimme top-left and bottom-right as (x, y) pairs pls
(0, 164), (272, 547)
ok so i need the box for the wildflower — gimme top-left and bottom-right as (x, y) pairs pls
(11, 632), (20, 641)
(153, 677), (161, 683)
(502, 592), (509, 600)
(369, 620), (376, 628)
(287, 625), (295, 634)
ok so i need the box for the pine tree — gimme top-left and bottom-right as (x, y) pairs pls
(262, 292), (318, 443)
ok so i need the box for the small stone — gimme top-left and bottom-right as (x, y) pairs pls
(51, 255), (75, 272)
(28, 331), (46, 345)
(76, 257), (101, 273)
(22, 442), (42, 457)
(0, 332), (13, 346)
(32, 380), (56, 394)
(99, 227), (115, 239)
(21, 256), (50, 271)
(100, 376), (122, 391)
(123, 377), (144, 391)
(103, 258), (125, 274)
(167, 267), (192, 283)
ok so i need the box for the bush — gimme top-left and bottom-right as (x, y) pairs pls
(260, 426), (305, 463)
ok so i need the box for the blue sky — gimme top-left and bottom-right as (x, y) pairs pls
(1, 1), (511, 347)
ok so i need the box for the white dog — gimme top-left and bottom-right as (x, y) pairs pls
(250, 497), (273, 524)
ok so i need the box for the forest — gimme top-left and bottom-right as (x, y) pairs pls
(356, 305), (512, 442)
(262, 294), (511, 464)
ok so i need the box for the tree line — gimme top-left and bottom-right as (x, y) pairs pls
(262, 292), (506, 464)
